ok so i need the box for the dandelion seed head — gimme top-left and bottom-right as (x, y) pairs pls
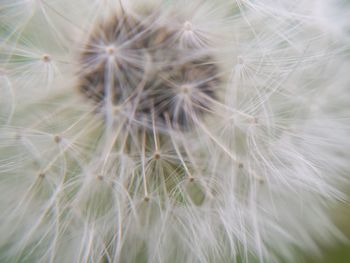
(78, 10), (222, 129)
(0, 0), (350, 263)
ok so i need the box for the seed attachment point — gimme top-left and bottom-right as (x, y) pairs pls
(183, 21), (193, 31)
(42, 54), (51, 63)
(54, 135), (61, 144)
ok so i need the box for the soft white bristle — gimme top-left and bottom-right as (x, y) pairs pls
(0, 1), (350, 263)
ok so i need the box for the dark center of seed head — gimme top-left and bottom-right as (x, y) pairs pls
(78, 13), (221, 130)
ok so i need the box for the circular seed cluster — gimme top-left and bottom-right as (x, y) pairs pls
(78, 12), (221, 129)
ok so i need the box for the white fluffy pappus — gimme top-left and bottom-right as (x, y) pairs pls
(0, 0), (350, 262)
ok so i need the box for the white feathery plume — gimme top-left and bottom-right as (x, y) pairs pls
(0, 0), (350, 262)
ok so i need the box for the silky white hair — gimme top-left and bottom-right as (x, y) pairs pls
(0, 0), (350, 262)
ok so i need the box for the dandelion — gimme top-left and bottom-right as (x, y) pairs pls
(0, 0), (350, 262)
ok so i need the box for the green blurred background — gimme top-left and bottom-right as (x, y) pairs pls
(305, 201), (350, 263)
